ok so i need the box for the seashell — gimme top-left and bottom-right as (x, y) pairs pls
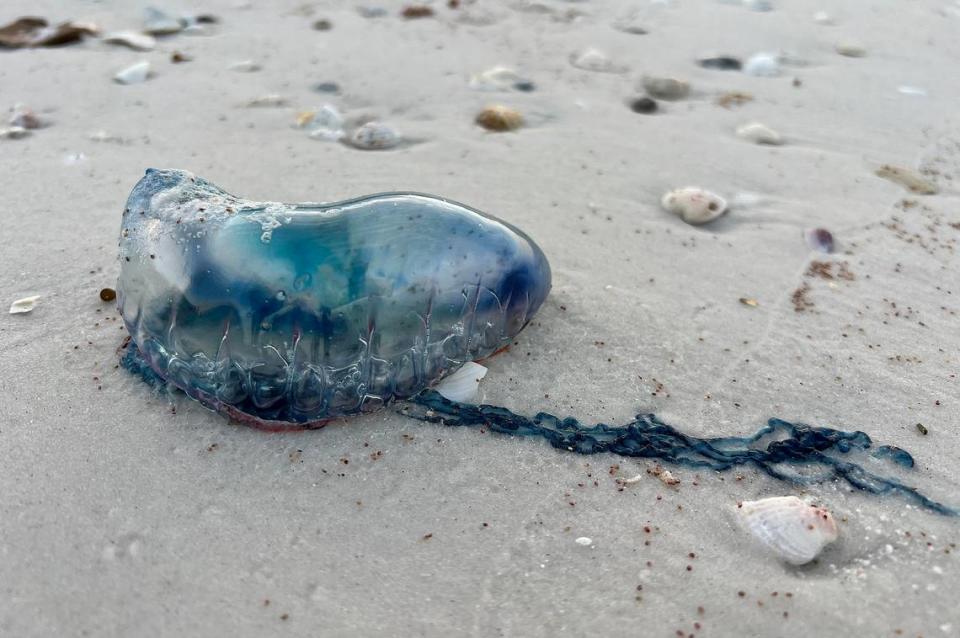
(9, 104), (43, 129)
(569, 48), (626, 73)
(697, 56), (742, 71)
(143, 7), (185, 35)
(434, 361), (488, 403)
(835, 41), (866, 58)
(574, 537), (593, 546)
(0, 126), (30, 140)
(629, 97), (657, 114)
(661, 187), (728, 225)
(640, 76), (690, 100)
(875, 164), (938, 194)
(804, 228), (834, 253)
(296, 104), (343, 131)
(736, 122), (783, 145)
(469, 66), (533, 92)
(102, 31), (156, 51)
(228, 60), (261, 72)
(9, 295), (40, 314)
(744, 52), (780, 76)
(116, 169), (552, 427)
(244, 94), (288, 108)
(114, 61), (151, 85)
(343, 121), (400, 150)
(813, 10), (833, 24)
(738, 496), (839, 565)
(476, 105), (523, 132)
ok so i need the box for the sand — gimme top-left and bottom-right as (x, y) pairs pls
(1, 0), (959, 636)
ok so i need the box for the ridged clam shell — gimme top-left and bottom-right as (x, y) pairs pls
(738, 496), (839, 565)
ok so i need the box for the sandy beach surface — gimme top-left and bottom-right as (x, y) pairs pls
(2, 0), (959, 636)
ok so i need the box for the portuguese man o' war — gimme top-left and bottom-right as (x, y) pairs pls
(117, 169), (551, 427)
(117, 169), (956, 516)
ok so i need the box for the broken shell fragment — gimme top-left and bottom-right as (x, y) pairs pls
(641, 76), (690, 100)
(475, 105), (523, 132)
(0, 126), (31, 140)
(114, 61), (151, 85)
(469, 66), (533, 92)
(875, 164), (938, 195)
(738, 496), (839, 565)
(244, 94), (288, 108)
(102, 30), (157, 51)
(343, 121), (400, 150)
(744, 52), (780, 77)
(570, 48), (626, 73)
(804, 228), (835, 253)
(736, 122), (783, 145)
(661, 187), (727, 225)
(9, 295), (40, 314)
(143, 7), (185, 35)
(434, 361), (488, 403)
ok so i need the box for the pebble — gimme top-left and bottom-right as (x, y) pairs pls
(170, 51), (191, 63)
(574, 537), (593, 546)
(804, 228), (835, 253)
(312, 19), (333, 30)
(313, 82), (341, 94)
(0, 126), (30, 140)
(569, 48), (625, 73)
(875, 164), (938, 195)
(143, 7), (185, 35)
(99, 288), (117, 302)
(835, 41), (867, 57)
(229, 60), (261, 72)
(102, 31), (157, 51)
(735, 122), (783, 145)
(113, 61), (151, 85)
(345, 121), (401, 150)
(641, 75), (690, 100)
(475, 105), (523, 132)
(661, 187), (727, 225)
(9, 295), (40, 314)
(9, 104), (42, 129)
(744, 52), (780, 76)
(697, 56), (742, 71)
(629, 97), (658, 114)
(401, 5), (434, 18)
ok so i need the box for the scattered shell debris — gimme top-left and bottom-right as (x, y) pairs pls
(9, 295), (40, 314)
(661, 187), (728, 225)
(738, 496), (839, 565)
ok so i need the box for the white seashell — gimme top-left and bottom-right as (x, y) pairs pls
(102, 31), (157, 51)
(0, 126), (31, 140)
(875, 164), (938, 195)
(469, 66), (528, 91)
(574, 537), (593, 546)
(738, 496), (839, 565)
(736, 122), (783, 145)
(229, 60), (261, 72)
(569, 48), (626, 73)
(434, 362), (488, 403)
(143, 7), (185, 35)
(9, 295), (40, 314)
(813, 10), (833, 24)
(640, 75), (690, 100)
(345, 121), (401, 150)
(744, 52), (780, 77)
(835, 41), (867, 57)
(661, 187), (727, 225)
(113, 61), (151, 85)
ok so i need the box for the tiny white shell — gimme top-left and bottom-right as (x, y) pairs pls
(569, 48), (626, 73)
(835, 41), (866, 58)
(574, 537), (593, 546)
(738, 496), (838, 565)
(661, 187), (727, 225)
(736, 122), (783, 145)
(434, 361), (488, 403)
(9, 295), (40, 314)
(744, 52), (780, 77)
(346, 121), (400, 150)
(469, 66), (529, 91)
(113, 61), (151, 85)
(102, 31), (157, 51)
(228, 60), (262, 72)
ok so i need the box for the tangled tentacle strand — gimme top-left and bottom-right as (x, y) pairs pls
(406, 390), (957, 516)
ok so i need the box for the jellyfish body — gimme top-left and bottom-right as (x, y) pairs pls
(117, 169), (551, 427)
